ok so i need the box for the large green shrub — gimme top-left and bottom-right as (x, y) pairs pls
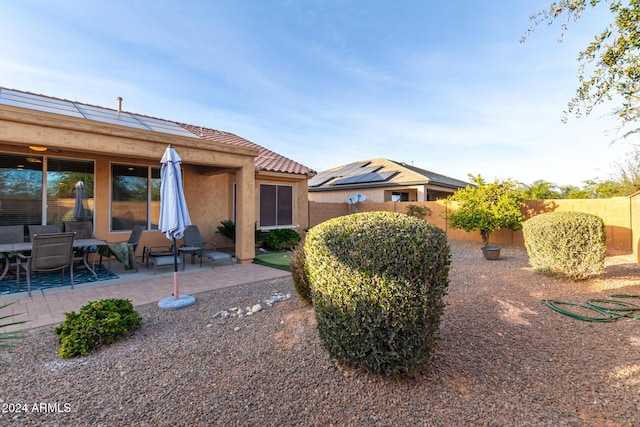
(289, 243), (312, 305)
(523, 211), (606, 280)
(304, 211), (450, 376)
(263, 228), (301, 251)
(52, 299), (142, 359)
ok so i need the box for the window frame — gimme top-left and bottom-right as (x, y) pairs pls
(258, 183), (294, 228)
(109, 163), (161, 232)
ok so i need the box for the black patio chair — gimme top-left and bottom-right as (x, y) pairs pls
(28, 224), (62, 241)
(182, 225), (234, 268)
(64, 221), (99, 270)
(0, 225), (26, 281)
(98, 225), (145, 271)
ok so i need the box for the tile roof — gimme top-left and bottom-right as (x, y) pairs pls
(177, 123), (314, 176)
(0, 87), (314, 177)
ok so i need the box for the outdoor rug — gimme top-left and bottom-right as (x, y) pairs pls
(0, 265), (118, 295)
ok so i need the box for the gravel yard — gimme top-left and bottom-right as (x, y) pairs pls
(1, 240), (639, 426)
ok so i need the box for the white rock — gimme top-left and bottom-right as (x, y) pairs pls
(252, 304), (263, 313)
(246, 311), (254, 316)
(234, 326), (240, 332)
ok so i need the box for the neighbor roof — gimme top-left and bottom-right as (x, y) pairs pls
(308, 158), (469, 190)
(0, 87), (314, 177)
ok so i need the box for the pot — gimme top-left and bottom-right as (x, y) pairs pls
(481, 246), (501, 260)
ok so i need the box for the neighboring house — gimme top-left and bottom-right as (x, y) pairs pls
(308, 158), (469, 204)
(0, 87), (314, 264)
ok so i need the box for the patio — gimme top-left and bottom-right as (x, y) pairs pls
(0, 257), (291, 332)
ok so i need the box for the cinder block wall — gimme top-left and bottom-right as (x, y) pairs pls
(308, 197), (634, 257)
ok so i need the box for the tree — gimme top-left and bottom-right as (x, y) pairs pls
(611, 144), (640, 193)
(520, 180), (563, 199)
(525, 1), (640, 138)
(445, 174), (525, 247)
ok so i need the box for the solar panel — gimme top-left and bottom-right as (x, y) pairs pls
(331, 166), (383, 185)
(332, 169), (398, 185)
(308, 172), (335, 187)
(0, 88), (198, 138)
(332, 161), (370, 176)
(0, 89), (84, 118)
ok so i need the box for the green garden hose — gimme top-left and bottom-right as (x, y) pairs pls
(541, 295), (640, 322)
(586, 299), (640, 320)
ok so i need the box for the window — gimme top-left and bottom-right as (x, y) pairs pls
(47, 158), (94, 225)
(259, 184), (293, 227)
(0, 154), (95, 229)
(111, 164), (160, 231)
(391, 191), (409, 202)
(0, 154), (43, 227)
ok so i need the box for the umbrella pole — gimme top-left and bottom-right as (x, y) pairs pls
(173, 237), (180, 300)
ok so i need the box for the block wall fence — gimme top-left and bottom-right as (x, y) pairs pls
(309, 194), (640, 262)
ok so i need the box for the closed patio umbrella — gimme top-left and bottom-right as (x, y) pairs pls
(73, 180), (88, 221)
(158, 145), (195, 310)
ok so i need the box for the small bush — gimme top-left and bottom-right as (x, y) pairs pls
(289, 243), (311, 305)
(405, 204), (431, 219)
(52, 299), (142, 359)
(263, 228), (301, 251)
(216, 220), (236, 243)
(305, 211), (450, 376)
(523, 211), (606, 280)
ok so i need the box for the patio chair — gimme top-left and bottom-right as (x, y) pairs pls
(98, 225), (144, 271)
(0, 225), (24, 244)
(28, 224), (62, 241)
(16, 232), (75, 297)
(182, 225), (234, 268)
(0, 225), (26, 281)
(142, 244), (175, 268)
(64, 221), (99, 271)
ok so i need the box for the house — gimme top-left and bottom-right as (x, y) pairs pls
(0, 87), (314, 264)
(308, 158), (469, 204)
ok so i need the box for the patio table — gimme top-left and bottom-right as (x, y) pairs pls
(0, 238), (107, 281)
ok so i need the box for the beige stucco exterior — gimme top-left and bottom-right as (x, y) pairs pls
(0, 103), (310, 264)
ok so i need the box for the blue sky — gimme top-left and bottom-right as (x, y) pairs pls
(1, 0), (637, 186)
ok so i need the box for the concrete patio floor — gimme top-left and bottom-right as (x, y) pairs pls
(0, 258), (291, 332)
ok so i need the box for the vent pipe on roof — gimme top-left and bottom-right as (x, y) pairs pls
(117, 97), (123, 113)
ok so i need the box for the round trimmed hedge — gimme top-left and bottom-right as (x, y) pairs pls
(304, 211), (450, 376)
(523, 211), (606, 280)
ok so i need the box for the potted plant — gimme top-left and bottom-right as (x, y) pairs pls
(444, 174), (524, 260)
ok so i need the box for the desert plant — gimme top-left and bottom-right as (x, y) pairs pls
(216, 220), (236, 243)
(289, 243), (311, 305)
(263, 228), (301, 251)
(405, 204), (432, 219)
(52, 298), (142, 359)
(304, 211), (450, 376)
(445, 174), (524, 246)
(0, 302), (26, 360)
(523, 211), (606, 280)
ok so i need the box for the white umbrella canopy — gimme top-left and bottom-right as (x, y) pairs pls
(158, 145), (195, 309)
(159, 145), (191, 241)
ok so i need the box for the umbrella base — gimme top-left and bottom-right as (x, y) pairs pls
(158, 295), (196, 311)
